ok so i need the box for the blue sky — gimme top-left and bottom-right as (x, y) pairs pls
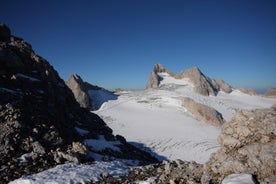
(1, 0), (276, 91)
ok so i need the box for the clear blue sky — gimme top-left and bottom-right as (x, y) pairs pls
(1, 0), (276, 91)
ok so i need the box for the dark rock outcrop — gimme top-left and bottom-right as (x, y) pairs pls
(0, 24), (11, 42)
(146, 64), (233, 96)
(0, 24), (157, 182)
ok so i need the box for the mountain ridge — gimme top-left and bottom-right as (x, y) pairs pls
(146, 63), (232, 96)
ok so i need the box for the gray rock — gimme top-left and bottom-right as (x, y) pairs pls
(66, 74), (91, 108)
(212, 78), (232, 93)
(182, 97), (225, 127)
(146, 64), (166, 89)
(31, 141), (46, 155)
(264, 87), (276, 97)
(177, 67), (217, 96)
(203, 107), (276, 183)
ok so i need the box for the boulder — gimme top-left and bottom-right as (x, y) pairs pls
(182, 97), (225, 127)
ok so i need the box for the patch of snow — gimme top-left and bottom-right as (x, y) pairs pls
(134, 177), (157, 184)
(9, 161), (130, 184)
(88, 89), (118, 110)
(75, 127), (89, 136)
(18, 152), (35, 166)
(222, 174), (255, 184)
(14, 73), (41, 82)
(84, 135), (122, 152)
(158, 72), (193, 86)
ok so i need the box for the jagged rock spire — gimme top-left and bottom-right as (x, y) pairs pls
(146, 64), (167, 89)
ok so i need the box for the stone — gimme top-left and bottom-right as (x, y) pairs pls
(182, 97), (225, 127)
(72, 141), (88, 155)
(203, 107), (276, 183)
(31, 141), (46, 155)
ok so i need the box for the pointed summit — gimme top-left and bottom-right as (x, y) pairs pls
(153, 63), (166, 73)
(66, 74), (91, 108)
(178, 67), (218, 96)
(146, 64), (168, 89)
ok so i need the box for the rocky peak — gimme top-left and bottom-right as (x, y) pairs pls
(146, 64), (233, 96)
(66, 74), (91, 109)
(178, 67), (218, 96)
(153, 63), (167, 73)
(146, 64), (166, 89)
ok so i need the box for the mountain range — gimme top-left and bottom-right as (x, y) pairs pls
(1, 24), (276, 184)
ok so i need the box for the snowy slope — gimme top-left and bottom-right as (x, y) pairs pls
(10, 72), (275, 183)
(94, 72), (276, 163)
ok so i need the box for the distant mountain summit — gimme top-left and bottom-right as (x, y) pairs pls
(146, 64), (232, 96)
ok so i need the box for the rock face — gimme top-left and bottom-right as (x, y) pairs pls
(212, 78), (232, 93)
(65, 74), (97, 109)
(146, 64), (167, 89)
(202, 106), (276, 183)
(0, 25), (157, 182)
(177, 67), (218, 96)
(146, 64), (232, 96)
(182, 97), (225, 127)
(265, 87), (276, 97)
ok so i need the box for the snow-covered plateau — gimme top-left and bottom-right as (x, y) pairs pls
(10, 73), (276, 184)
(95, 73), (276, 163)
